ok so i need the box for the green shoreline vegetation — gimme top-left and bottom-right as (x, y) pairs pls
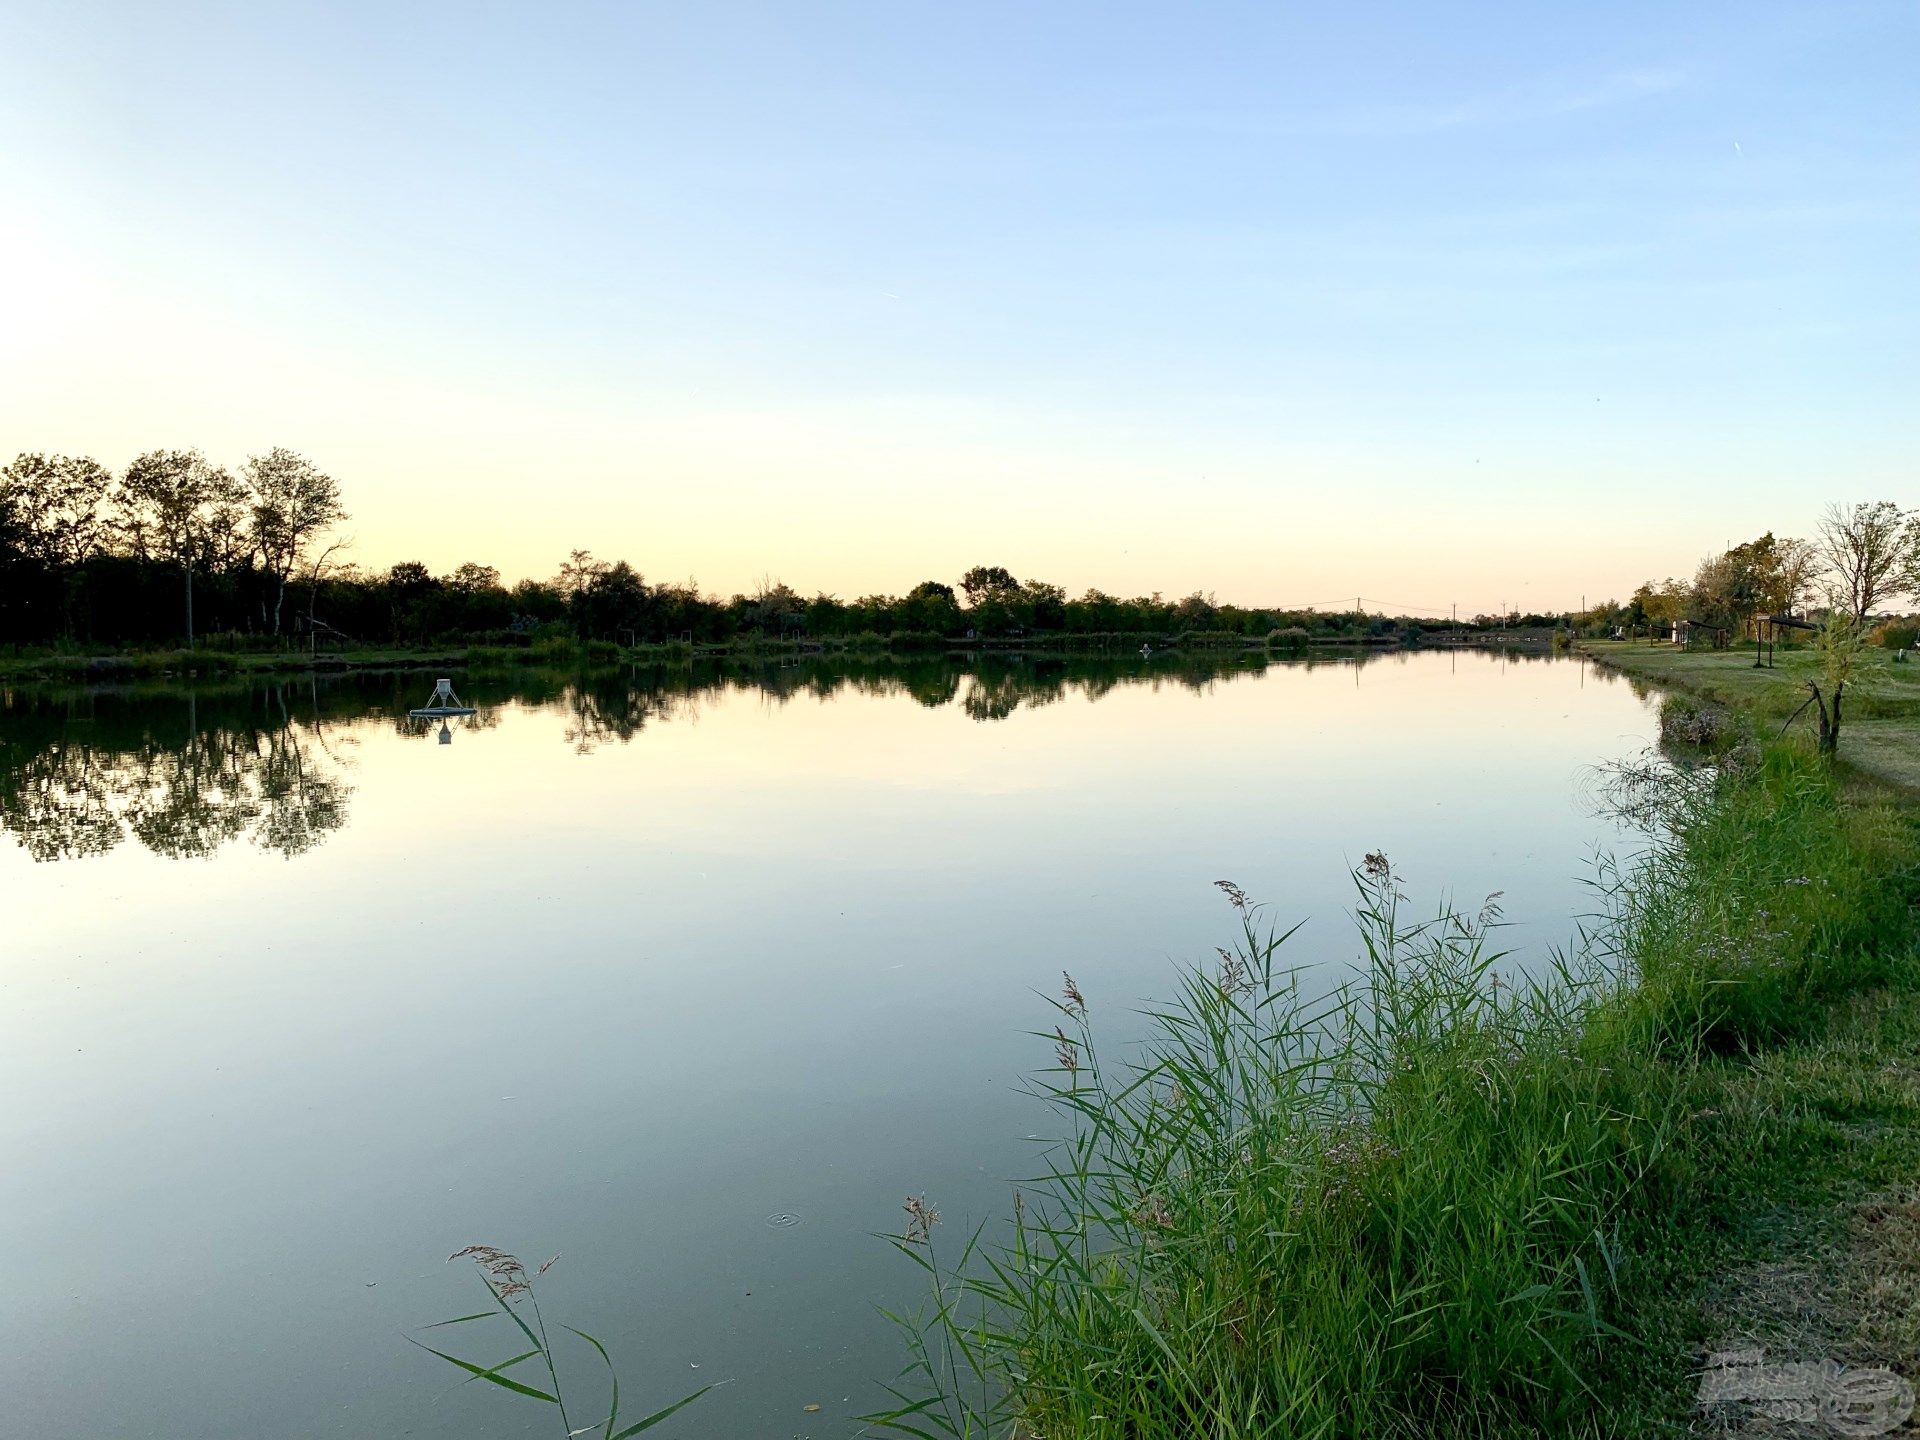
(860, 642), (1920, 1438)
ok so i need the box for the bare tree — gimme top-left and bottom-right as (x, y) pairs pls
(305, 535), (354, 642)
(245, 448), (346, 636)
(117, 449), (246, 648)
(1818, 501), (1910, 622)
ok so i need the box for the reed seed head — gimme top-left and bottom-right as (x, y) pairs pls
(1213, 879), (1250, 911)
(1053, 1027), (1080, 1074)
(903, 1194), (940, 1245)
(448, 1244), (534, 1298)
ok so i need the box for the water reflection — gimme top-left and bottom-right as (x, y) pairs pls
(0, 644), (1649, 1440)
(1, 685), (354, 861)
(2, 647), (1560, 860)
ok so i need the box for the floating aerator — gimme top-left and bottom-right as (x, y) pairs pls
(408, 677), (477, 718)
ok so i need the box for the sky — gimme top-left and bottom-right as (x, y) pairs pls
(1, 1), (1914, 613)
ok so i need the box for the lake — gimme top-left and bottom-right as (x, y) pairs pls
(1, 648), (1657, 1438)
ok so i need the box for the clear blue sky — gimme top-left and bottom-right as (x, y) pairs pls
(2, 1), (1913, 611)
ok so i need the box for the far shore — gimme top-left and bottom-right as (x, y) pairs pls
(0, 627), (1558, 684)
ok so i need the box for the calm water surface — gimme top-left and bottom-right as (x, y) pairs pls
(1, 650), (1655, 1438)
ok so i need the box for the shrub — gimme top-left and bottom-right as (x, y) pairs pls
(1656, 693), (1740, 752)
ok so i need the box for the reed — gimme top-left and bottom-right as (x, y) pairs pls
(872, 738), (1917, 1439)
(412, 1247), (711, 1439)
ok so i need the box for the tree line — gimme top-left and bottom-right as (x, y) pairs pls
(13, 449), (1905, 655)
(1554, 504), (1920, 644)
(1, 450), (1488, 650)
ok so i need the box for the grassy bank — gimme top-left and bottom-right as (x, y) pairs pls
(879, 734), (1920, 1437)
(1581, 637), (1920, 793)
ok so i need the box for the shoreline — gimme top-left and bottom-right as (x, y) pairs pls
(876, 644), (1920, 1436)
(1579, 636), (1920, 794)
(0, 630), (1556, 685)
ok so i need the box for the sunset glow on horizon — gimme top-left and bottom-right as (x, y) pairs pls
(2, 1), (1913, 611)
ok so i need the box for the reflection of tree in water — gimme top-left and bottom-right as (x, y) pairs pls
(0, 685), (354, 862)
(253, 723), (352, 857)
(122, 730), (261, 859)
(0, 647), (1419, 861)
(551, 648), (1398, 744)
(560, 671), (695, 754)
(0, 738), (124, 861)
(585, 649), (1352, 735)
(959, 664), (1068, 722)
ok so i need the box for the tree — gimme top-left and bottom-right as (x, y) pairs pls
(1691, 550), (1760, 640)
(1818, 501), (1910, 622)
(576, 561), (649, 640)
(739, 577), (802, 634)
(117, 449), (245, 648)
(0, 484), (32, 634)
(303, 535), (354, 640)
(959, 565), (1020, 607)
(901, 580), (961, 634)
(1805, 612), (1867, 756)
(448, 562), (503, 593)
(244, 448), (346, 635)
(384, 561), (437, 638)
(1021, 578), (1068, 630)
(555, 549), (609, 601)
(1773, 537), (1820, 619)
(1173, 589), (1219, 629)
(0, 452), (115, 567)
(1630, 578), (1689, 633)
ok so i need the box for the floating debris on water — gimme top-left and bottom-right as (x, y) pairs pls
(764, 1211), (801, 1229)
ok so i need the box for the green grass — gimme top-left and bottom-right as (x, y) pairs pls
(1583, 640), (1920, 796)
(873, 740), (1920, 1438)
